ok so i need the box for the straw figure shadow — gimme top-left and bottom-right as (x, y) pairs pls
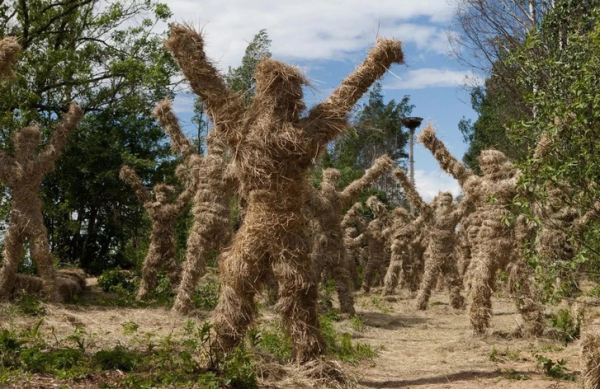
(341, 202), (369, 290)
(120, 165), (197, 300)
(418, 124), (543, 336)
(362, 196), (394, 293)
(308, 155), (393, 314)
(153, 100), (237, 315)
(393, 168), (474, 310)
(0, 104), (84, 302)
(164, 24), (403, 361)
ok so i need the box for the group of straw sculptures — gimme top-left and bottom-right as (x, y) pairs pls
(308, 155), (393, 314)
(360, 196), (395, 293)
(153, 100), (237, 314)
(393, 168), (474, 310)
(119, 163), (197, 300)
(164, 24), (404, 361)
(0, 37), (86, 303)
(417, 125), (544, 336)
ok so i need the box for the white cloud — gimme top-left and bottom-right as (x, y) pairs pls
(152, 0), (454, 69)
(413, 169), (461, 203)
(385, 68), (484, 90)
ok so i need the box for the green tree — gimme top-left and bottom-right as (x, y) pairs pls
(0, 0), (180, 274)
(325, 83), (412, 204)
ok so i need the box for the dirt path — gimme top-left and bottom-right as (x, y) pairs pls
(0, 280), (588, 388)
(348, 291), (580, 389)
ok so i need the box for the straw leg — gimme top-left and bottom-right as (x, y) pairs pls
(136, 242), (162, 300)
(30, 227), (62, 303)
(173, 231), (214, 314)
(382, 256), (402, 296)
(442, 254), (465, 309)
(415, 250), (441, 310)
(0, 225), (25, 300)
(164, 237), (181, 291)
(272, 236), (325, 362)
(329, 251), (355, 315)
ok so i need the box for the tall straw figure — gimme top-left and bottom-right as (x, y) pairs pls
(165, 24), (403, 361)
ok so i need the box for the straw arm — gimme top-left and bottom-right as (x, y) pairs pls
(417, 124), (473, 186)
(306, 187), (330, 217)
(174, 177), (198, 213)
(575, 200), (600, 230)
(348, 232), (365, 247)
(165, 24), (245, 146)
(39, 103), (84, 172)
(0, 151), (15, 180)
(154, 99), (197, 161)
(392, 168), (429, 215)
(304, 38), (404, 147)
(451, 192), (476, 223)
(340, 154), (394, 207)
(120, 165), (152, 205)
(342, 202), (365, 230)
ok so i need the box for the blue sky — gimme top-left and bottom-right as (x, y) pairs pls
(161, 0), (482, 201)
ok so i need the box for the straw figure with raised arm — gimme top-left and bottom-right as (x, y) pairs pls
(309, 155), (394, 314)
(0, 103), (84, 302)
(120, 164), (197, 301)
(165, 24), (404, 361)
(341, 202), (368, 290)
(381, 206), (414, 297)
(0, 37), (20, 81)
(393, 168), (473, 309)
(418, 124), (543, 335)
(362, 196), (393, 293)
(153, 100), (237, 315)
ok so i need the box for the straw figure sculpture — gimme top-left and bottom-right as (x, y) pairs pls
(165, 24), (404, 361)
(119, 165), (197, 300)
(0, 37), (20, 81)
(308, 155), (393, 314)
(381, 206), (414, 297)
(153, 100), (237, 315)
(362, 196), (393, 293)
(418, 124), (543, 335)
(393, 168), (473, 309)
(341, 202), (368, 290)
(0, 104), (84, 302)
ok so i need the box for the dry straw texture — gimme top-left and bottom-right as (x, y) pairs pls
(582, 332), (600, 389)
(120, 164), (196, 300)
(308, 155), (393, 314)
(13, 269), (86, 301)
(0, 36), (20, 81)
(154, 100), (236, 314)
(393, 168), (472, 310)
(419, 125), (542, 335)
(165, 23), (403, 362)
(0, 104), (83, 303)
(362, 196), (393, 293)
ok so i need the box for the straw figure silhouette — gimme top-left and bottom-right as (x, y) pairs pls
(153, 100), (237, 314)
(120, 165), (197, 300)
(308, 155), (393, 314)
(341, 202), (368, 290)
(418, 124), (543, 335)
(362, 196), (393, 293)
(0, 104), (84, 302)
(165, 24), (404, 361)
(381, 206), (414, 297)
(393, 168), (474, 309)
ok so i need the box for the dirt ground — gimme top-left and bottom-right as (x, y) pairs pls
(0, 279), (590, 389)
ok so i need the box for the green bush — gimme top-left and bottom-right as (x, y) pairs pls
(97, 268), (137, 294)
(549, 309), (581, 345)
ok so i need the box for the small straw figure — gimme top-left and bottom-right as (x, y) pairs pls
(362, 196), (393, 293)
(0, 37), (20, 81)
(341, 202), (368, 290)
(309, 155), (394, 314)
(393, 168), (473, 309)
(165, 24), (403, 361)
(418, 124), (543, 335)
(381, 206), (413, 297)
(153, 100), (237, 315)
(120, 165), (197, 301)
(0, 104), (84, 302)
